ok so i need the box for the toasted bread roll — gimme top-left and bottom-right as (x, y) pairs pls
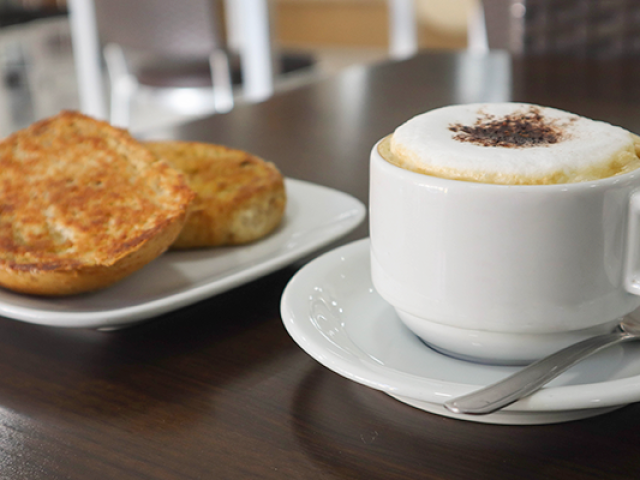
(145, 141), (286, 249)
(0, 111), (194, 296)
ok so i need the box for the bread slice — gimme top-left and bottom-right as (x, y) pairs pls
(145, 141), (286, 249)
(0, 111), (194, 296)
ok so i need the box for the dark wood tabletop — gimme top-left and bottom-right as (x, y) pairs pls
(5, 52), (640, 479)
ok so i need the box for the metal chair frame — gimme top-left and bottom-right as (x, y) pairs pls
(93, 0), (234, 127)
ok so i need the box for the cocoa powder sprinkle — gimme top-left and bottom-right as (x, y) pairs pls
(448, 107), (570, 148)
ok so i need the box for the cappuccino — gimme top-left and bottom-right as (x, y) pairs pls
(382, 103), (640, 185)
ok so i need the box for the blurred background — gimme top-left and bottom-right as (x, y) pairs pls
(0, 0), (473, 136)
(1, 0), (638, 137)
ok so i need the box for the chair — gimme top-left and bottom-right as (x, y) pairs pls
(92, 0), (233, 128)
(481, 0), (640, 57)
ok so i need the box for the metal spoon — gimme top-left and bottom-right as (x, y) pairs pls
(444, 316), (640, 415)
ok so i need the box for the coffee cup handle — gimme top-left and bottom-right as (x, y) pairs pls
(625, 191), (640, 295)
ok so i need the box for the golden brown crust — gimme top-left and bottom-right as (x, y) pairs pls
(0, 111), (194, 295)
(145, 141), (286, 249)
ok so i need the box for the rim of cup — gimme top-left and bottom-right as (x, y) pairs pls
(371, 138), (640, 192)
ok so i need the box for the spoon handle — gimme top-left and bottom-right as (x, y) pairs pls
(444, 330), (630, 415)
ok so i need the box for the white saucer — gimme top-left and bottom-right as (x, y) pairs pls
(281, 238), (640, 425)
(0, 179), (365, 329)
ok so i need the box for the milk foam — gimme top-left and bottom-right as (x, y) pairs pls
(388, 103), (640, 185)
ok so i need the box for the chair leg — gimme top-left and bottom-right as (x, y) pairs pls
(103, 43), (138, 128)
(110, 76), (138, 128)
(209, 49), (234, 114)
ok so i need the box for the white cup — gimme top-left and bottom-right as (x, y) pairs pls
(370, 139), (640, 365)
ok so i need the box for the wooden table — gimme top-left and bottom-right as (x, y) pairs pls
(5, 52), (640, 479)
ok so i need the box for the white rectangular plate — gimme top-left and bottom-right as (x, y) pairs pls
(0, 179), (366, 329)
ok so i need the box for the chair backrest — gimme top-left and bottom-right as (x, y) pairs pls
(482, 0), (640, 57)
(93, 0), (224, 59)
